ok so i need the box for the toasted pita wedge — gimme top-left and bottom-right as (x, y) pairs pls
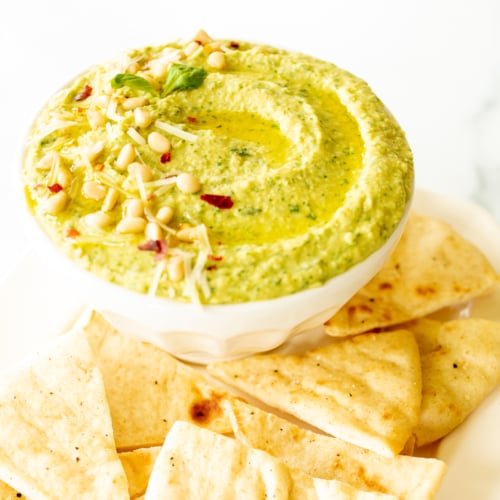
(324, 213), (499, 337)
(404, 317), (500, 446)
(0, 480), (23, 499)
(80, 310), (233, 450)
(0, 331), (128, 499)
(208, 329), (422, 456)
(224, 399), (446, 500)
(144, 421), (396, 500)
(119, 447), (161, 499)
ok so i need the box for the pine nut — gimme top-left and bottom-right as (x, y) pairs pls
(42, 190), (68, 215)
(56, 166), (72, 188)
(192, 29), (212, 45)
(150, 49), (183, 78)
(82, 180), (107, 200)
(102, 188), (119, 212)
(134, 107), (153, 128)
(207, 51), (226, 70)
(93, 95), (111, 108)
(128, 162), (153, 182)
(116, 216), (147, 234)
(149, 59), (170, 80)
(126, 62), (140, 74)
(156, 206), (174, 224)
(87, 108), (106, 129)
(83, 142), (104, 164)
(147, 132), (171, 154)
(176, 226), (201, 242)
(83, 211), (112, 228)
(36, 151), (60, 170)
(126, 198), (144, 217)
(183, 41), (201, 57)
(167, 255), (184, 282)
(122, 96), (149, 110)
(203, 42), (223, 55)
(116, 143), (136, 170)
(176, 172), (201, 194)
(145, 222), (163, 241)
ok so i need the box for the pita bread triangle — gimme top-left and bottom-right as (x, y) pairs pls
(324, 212), (499, 337)
(404, 317), (500, 446)
(208, 329), (422, 456)
(0, 479), (23, 499)
(119, 446), (161, 499)
(224, 398), (446, 500)
(80, 310), (233, 451)
(144, 421), (397, 499)
(0, 330), (128, 499)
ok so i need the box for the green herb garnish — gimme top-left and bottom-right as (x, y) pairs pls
(110, 73), (158, 95)
(163, 63), (208, 95)
(110, 63), (207, 98)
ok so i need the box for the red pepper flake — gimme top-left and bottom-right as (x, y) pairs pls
(208, 254), (223, 261)
(48, 183), (63, 193)
(160, 152), (171, 163)
(200, 194), (234, 209)
(74, 85), (93, 102)
(75, 85), (92, 101)
(93, 163), (105, 172)
(206, 265), (217, 271)
(187, 116), (198, 123)
(138, 239), (168, 260)
(76, 106), (84, 113)
(65, 227), (80, 239)
(229, 41), (240, 48)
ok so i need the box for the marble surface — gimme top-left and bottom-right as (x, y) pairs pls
(0, 0), (499, 284)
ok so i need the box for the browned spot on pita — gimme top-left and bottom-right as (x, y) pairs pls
(381, 310), (392, 321)
(378, 282), (393, 290)
(356, 465), (390, 494)
(447, 402), (462, 418)
(415, 285), (437, 296)
(189, 393), (224, 424)
(453, 284), (470, 294)
(347, 304), (373, 320)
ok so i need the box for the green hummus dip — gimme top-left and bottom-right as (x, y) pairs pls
(22, 31), (413, 304)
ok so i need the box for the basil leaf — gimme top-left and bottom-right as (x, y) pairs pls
(163, 63), (207, 96)
(110, 73), (158, 95)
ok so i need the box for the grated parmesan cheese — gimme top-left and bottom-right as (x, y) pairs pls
(135, 173), (148, 202)
(188, 248), (209, 303)
(154, 120), (198, 142)
(127, 127), (147, 145)
(106, 99), (124, 123)
(148, 259), (166, 297)
(95, 171), (130, 196)
(145, 177), (179, 189)
(35, 120), (79, 142)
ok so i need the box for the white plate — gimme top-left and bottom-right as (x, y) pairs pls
(1, 187), (499, 498)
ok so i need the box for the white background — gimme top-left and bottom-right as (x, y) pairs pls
(0, 0), (499, 278)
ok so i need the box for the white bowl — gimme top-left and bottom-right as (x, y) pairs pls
(17, 173), (411, 363)
(16, 39), (413, 363)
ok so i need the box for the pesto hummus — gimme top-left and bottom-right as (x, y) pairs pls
(22, 31), (413, 304)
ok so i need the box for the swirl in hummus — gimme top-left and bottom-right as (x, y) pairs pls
(22, 30), (413, 304)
